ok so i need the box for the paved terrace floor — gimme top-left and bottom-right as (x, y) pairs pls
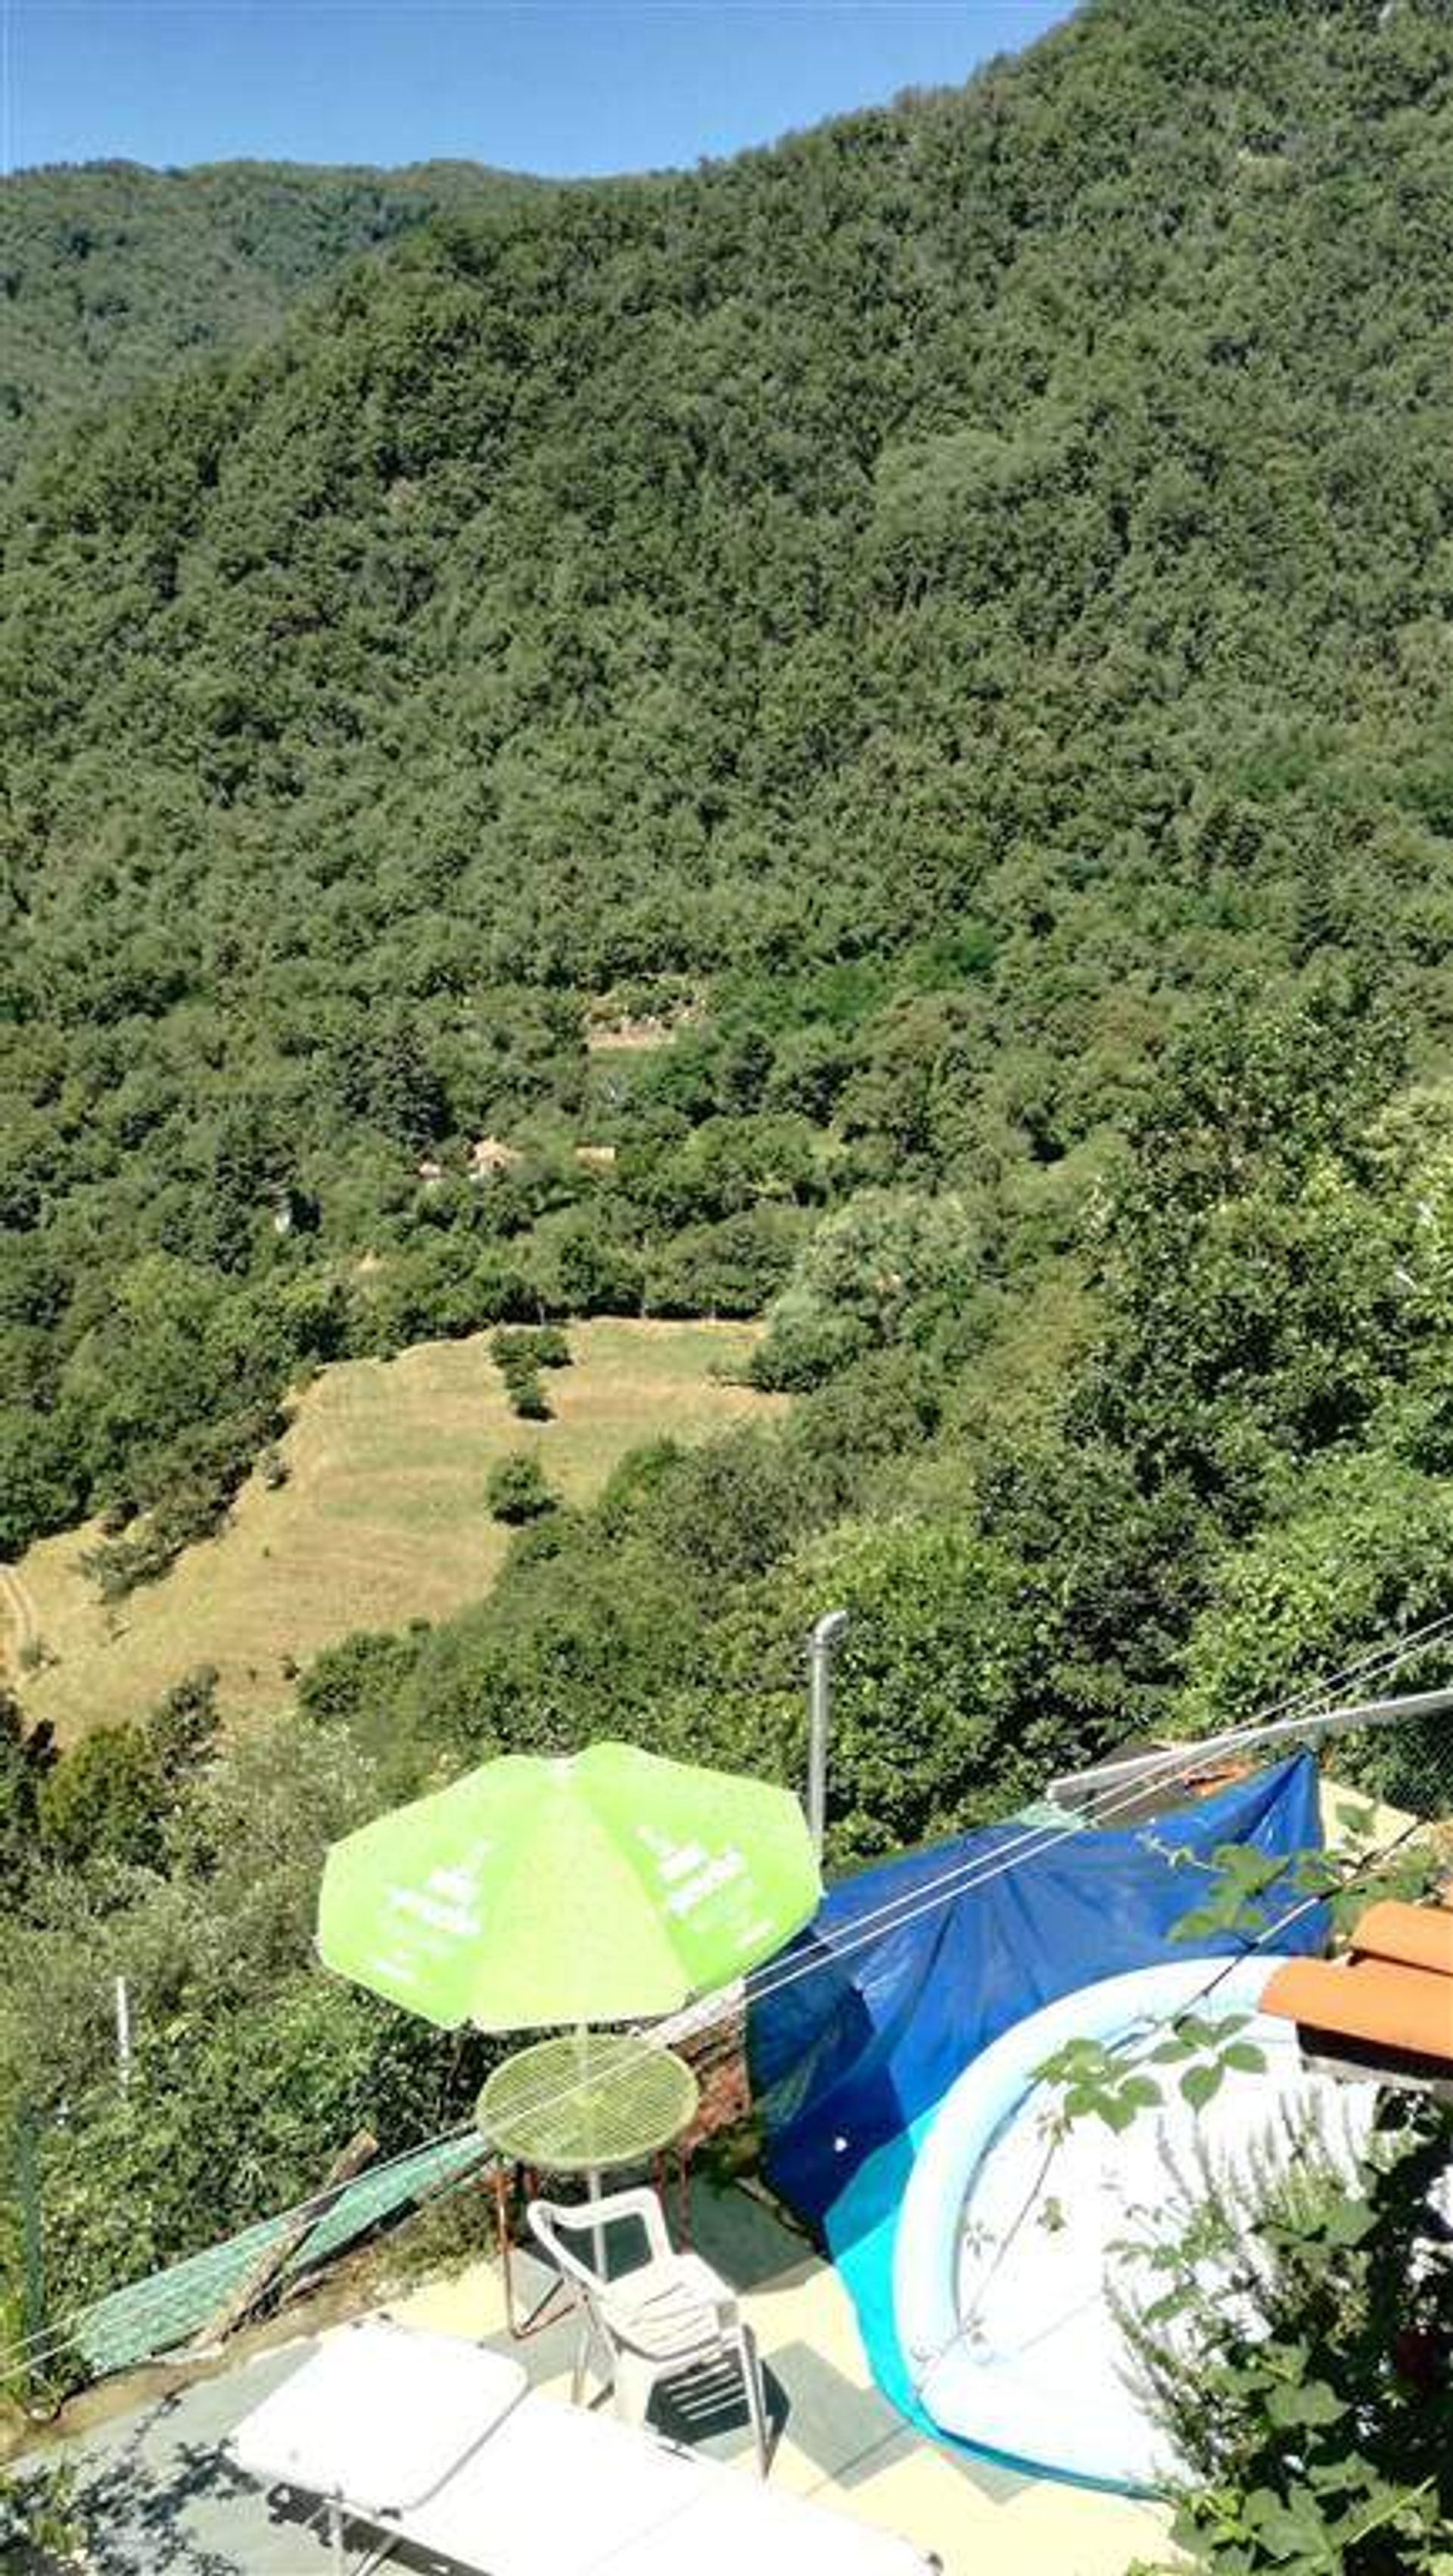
(39, 2180), (1169, 2576)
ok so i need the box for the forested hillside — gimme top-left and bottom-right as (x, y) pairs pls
(5, 0), (1453, 2360)
(0, 157), (538, 476)
(7, 0), (1453, 1573)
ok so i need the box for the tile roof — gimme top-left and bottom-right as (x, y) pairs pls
(1262, 1891), (1453, 2071)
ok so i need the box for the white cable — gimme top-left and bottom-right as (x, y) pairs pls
(743, 1604), (1453, 1992)
(4, 1614), (1444, 2385)
(0, 1736), (1254, 2392)
(629, 1622), (1448, 2062)
(1039, 1608), (1453, 1816)
(721, 1724), (1306, 2015)
(7, 1638), (1419, 2385)
(735, 1605), (1453, 2007)
(1197, 1602), (1453, 1732)
(5, 1701), (1292, 2382)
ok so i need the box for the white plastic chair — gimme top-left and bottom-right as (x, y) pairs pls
(527, 2185), (770, 2475)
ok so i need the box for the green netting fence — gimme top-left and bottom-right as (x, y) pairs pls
(10, 2128), (490, 2390)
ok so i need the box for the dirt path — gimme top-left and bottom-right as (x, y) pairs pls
(0, 1559), (39, 1685)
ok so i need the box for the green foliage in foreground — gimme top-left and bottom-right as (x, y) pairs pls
(1035, 1832), (1443, 2139)
(1035, 1841), (1453, 2576)
(1124, 2102), (1453, 2576)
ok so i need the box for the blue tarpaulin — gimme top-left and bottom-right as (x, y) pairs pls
(748, 1754), (1325, 2230)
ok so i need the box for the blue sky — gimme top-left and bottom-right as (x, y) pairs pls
(5, 2), (1069, 178)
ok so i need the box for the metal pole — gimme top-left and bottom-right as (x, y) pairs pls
(14, 2104), (45, 2388)
(577, 2025), (606, 2282)
(806, 1609), (849, 1860)
(114, 1974), (132, 2089)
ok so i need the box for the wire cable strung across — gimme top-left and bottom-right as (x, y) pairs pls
(693, 1607), (1453, 2019)
(0, 1700), (1421, 2392)
(1, 1701), (1257, 2395)
(0, 1652), (1436, 2388)
(2, 1616), (1448, 2391)
(679, 1614), (1453, 2021)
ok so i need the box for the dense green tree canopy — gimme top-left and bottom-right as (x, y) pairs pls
(5, 0), (1453, 1562)
(5, 14), (1453, 2497)
(0, 157), (540, 478)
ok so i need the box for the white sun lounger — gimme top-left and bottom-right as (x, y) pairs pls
(226, 2317), (938, 2576)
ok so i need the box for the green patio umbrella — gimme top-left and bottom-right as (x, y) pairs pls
(317, 1739), (820, 2032)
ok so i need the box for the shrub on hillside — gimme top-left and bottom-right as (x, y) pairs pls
(527, 1325), (572, 1369)
(510, 1366), (552, 1420)
(751, 1191), (981, 1389)
(490, 1325), (571, 1372)
(644, 1207), (805, 1318)
(486, 1453), (557, 1524)
(490, 1325), (568, 1419)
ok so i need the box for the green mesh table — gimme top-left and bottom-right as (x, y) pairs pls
(478, 2034), (700, 2335)
(478, 2032), (698, 2175)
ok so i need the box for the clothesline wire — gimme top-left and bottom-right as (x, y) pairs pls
(702, 1598), (1453, 2012)
(0, 1698), (1285, 2390)
(686, 1601), (1453, 2018)
(5, 1611), (1442, 2382)
(3, 1611), (1448, 2385)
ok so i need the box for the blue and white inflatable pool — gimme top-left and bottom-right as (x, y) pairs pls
(891, 1956), (1371, 2491)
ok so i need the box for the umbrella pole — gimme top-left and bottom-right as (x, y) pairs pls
(577, 2024), (608, 2280)
(589, 2164), (605, 2282)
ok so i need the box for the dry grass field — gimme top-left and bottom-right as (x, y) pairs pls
(7, 1319), (779, 1742)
